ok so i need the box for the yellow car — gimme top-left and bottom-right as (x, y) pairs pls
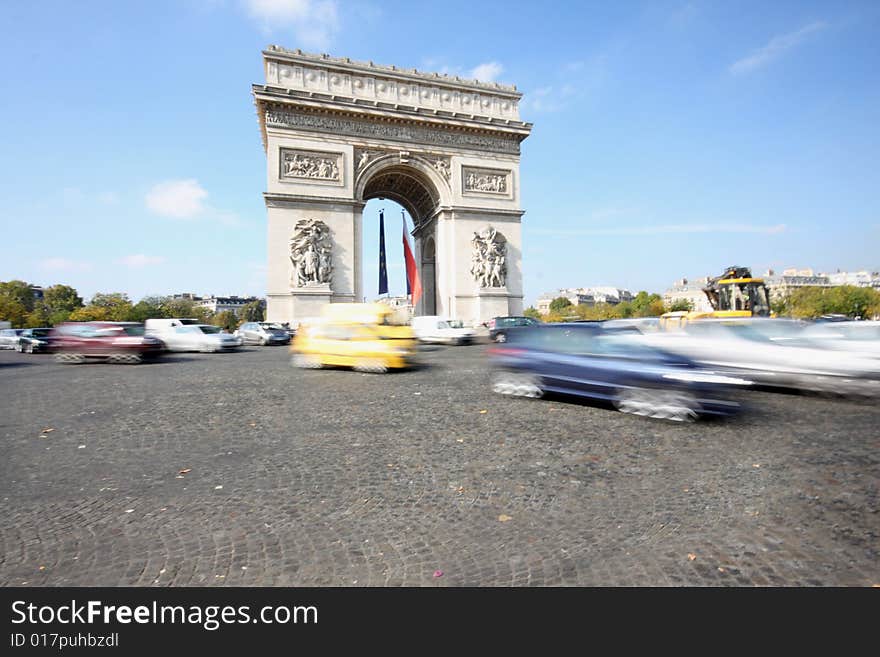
(291, 303), (417, 373)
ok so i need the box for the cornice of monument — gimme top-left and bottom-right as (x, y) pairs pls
(264, 45), (522, 97)
(253, 85), (532, 136)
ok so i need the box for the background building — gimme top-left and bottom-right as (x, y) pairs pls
(536, 287), (632, 315)
(662, 277), (713, 312)
(193, 295), (264, 315)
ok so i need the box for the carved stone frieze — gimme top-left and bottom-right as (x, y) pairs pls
(280, 148), (342, 184)
(266, 107), (521, 155)
(290, 218), (333, 288)
(463, 166), (510, 194)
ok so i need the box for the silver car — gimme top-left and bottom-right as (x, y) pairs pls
(235, 322), (291, 346)
(0, 328), (24, 350)
(16, 327), (53, 353)
(161, 325), (242, 353)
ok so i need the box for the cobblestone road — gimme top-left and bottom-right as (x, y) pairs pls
(1, 345), (877, 586)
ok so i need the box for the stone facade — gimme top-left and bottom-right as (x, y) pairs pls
(662, 278), (714, 313)
(254, 47), (532, 326)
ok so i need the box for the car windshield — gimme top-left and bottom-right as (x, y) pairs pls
(31, 328), (52, 337)
(122, 326), (145, 336)
(261, 323), (285, 330)
(447, 320), (464, 329)
(198, 325), (222, 334)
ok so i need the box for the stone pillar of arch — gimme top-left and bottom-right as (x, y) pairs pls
(252, 46), (532, 325)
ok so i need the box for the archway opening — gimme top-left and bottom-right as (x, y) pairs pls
(360, 164), (441, 315)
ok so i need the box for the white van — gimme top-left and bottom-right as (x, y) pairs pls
(144, 318), (202, 345)
(411, 316), (476, 345)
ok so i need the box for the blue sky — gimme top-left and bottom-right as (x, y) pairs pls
(1, 0), (878, 306)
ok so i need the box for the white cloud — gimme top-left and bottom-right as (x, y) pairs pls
(470, 61), (503, 82)
(532, 224), (787, 237)
(116, 254), (166, 268)
(730, 21), (828, 75)
(244, 0), (339, 51)
(40, 258), (93, 272)
(145, 179), (208, 218)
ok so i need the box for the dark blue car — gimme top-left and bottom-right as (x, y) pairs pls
(487, 323), (748, 421)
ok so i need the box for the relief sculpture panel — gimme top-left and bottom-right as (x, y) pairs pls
(280, 148), (343, 185)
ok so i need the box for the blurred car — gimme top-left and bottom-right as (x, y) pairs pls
(488, 323), (747, 421)
(159, 324), (242, 353)
(235, 322), (291, 346)
(632, 318), (880, 396)
(411, 316), (476, 345)
(798, 320), (880, 359)
(16, 327), (52, 353)
(0, 328), (24, 349)
(291, 303), (416, 373)
(602, 318), (661, 334)
(50, 322), (164, 364)
(488, 316), (540, 343)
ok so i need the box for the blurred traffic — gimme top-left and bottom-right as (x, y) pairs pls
(291, 303), (417, 373)
(2, 293), (878, 421)
(487, 322), (749, 422)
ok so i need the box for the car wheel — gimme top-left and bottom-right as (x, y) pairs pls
(25, 343), (34, 354)
(292, 353), (322, 369)
(200, 342), (215, 353)
(354, 359), (389, 374)
(491, 371), (543, 398)
(55, 352), (85, 364)
(614, 387), (698, 422)
(495, 332), (507, 343)
(14, 342), (23, 352)
(260, 337), (268, 346)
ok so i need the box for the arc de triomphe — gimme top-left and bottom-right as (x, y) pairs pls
(252, 46), (532, 325)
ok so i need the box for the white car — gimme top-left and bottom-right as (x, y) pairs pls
(158, 324), (242, 353)
(411, 316), (476, 345)
(0, 328), (24, 349)
(798, 321), (880, 359)
(629, 318), (880, 396)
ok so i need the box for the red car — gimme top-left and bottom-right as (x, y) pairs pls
(50, 322), (164, 364)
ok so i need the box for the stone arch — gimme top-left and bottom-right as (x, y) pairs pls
(356, 156), (449, 222)
(254, 47), (531, 324)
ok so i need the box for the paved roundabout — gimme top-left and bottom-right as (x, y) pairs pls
(1, 345), (877, 586)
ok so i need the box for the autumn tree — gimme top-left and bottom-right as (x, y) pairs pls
(0, 280), (37, 326)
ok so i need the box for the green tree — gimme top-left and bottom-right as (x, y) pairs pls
(42, 285), (83, 313)
(161, 297), (212, 323)
(667, 299), (693, 312)
(549, 296), (573, 313)
(240, 300), (265, 323)
(87, 292), (134, 321)
(128, 296), (167, 322)
(630, 291), (664, 317)
(0, 296), (29, 327)
(212, 310), (239, 331)
(0, 280), (37, 313)
(0, 280), (38, 326)
(523, 306), (542, 320)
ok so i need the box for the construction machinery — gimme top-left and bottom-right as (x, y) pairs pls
(701, 266), (772, 317)
(660, 266), (772, 330)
